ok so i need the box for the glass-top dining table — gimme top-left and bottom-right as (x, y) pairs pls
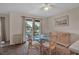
(33, 34), (50, 48)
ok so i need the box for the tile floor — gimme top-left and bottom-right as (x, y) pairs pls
(0, 42), (40, 55)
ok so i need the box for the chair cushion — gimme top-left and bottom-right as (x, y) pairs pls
(69, 40), (79, 54)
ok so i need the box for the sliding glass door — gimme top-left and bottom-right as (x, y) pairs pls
(25, 18), (41, 41)
(25, 19), (33, 40)
(33, 20), (41, 41)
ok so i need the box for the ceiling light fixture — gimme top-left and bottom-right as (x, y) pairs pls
(40, 3), (56, 11)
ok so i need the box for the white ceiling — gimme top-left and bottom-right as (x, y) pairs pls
(0, 3), (79, 17)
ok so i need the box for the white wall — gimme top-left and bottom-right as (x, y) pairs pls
(9, 13), (23, 45)
(47, 7), (79, 44)
(41, 18), (49, 34)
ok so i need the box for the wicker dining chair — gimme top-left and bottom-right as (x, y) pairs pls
(27, 37), (32, 54)
(27, 37), (40, 54)
(48, 32), (58, 55)
(56, 32), (71, 55)
(40, 32), (58, 55)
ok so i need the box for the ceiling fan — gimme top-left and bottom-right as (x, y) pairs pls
(40, 3), (56, 11)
